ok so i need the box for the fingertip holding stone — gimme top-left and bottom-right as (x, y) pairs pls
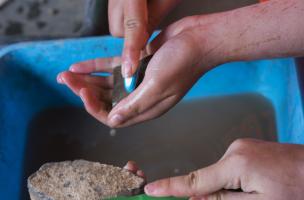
(109, 114), (124, 127)
(57, 74), (64, 84)
(69, 64), (79, 72)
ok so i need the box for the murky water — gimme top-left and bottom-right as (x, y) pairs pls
(22, 93), (276, 199)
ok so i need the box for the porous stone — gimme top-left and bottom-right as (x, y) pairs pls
(28, 160), (145, 200)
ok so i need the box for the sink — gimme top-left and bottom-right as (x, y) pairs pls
(0, 36), (303, 200)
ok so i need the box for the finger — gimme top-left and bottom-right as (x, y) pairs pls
(191, 191), (260, 200)
(123, 161), (139, 173)
(122, 0), (149, 77)
(69, 57), (121, 74)
(137, 170), (146, 178)
(57, 71), (113, 95)
(108, 0), (124, 37)
(79, 88), (111, 125)
(147, 0), (181, 34)
(109, 32), (202, 128)
(113, 92), (178, 128)
(145, 30), (169, 55)
(123, 161), (146, 179)
(144, 160), (240, 197)
(107, 78), (166, 128)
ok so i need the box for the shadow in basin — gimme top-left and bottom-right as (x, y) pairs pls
(22, 93), (277, 199)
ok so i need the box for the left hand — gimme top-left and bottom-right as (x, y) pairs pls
(56, 57), (121, 125)
(144, 139), (304, 200)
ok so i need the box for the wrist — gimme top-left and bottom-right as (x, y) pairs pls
(191, 13), (236, 70)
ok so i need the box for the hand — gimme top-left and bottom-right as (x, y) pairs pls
(144, 139), (304, 200)
(57, 57), (120, 125)
(61, 15), (224, 127)
(60, 0), (304, 128)
(108, 0), (181, 77)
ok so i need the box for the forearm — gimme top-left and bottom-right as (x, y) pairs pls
(196, 0), (304, 65)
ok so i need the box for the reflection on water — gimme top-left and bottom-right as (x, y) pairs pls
(22, 93), (277, 199)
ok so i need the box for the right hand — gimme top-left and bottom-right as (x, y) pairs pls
(59, 14), (226, 128)
(145, 139), (304, 200)
(108, 0), (181, 77)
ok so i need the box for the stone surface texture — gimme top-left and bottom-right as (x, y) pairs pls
(28, 160), (145, 200)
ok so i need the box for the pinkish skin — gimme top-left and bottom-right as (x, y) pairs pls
(60, 0), (304, 128)
(57, 1), (304, 199)
(107, 0), (304, 128)
(145, 139), (304, 199)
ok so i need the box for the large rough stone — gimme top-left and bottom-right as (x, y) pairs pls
(28, 160), (145, 200)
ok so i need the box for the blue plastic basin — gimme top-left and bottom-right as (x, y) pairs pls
(0, 36), (303, 199)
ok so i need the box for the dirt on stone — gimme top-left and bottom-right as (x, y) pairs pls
(27, 160), (145, 200)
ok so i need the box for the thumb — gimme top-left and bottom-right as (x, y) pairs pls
(196, 191), (260, 200)
(144, 160), (241, 197)
(122, 0), (149, 78)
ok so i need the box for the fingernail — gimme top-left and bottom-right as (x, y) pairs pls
(69, 65), (77, 72)
(109, 114), (123, 126)
(57, 74), (64, 84)
(145, 183), (156, 195)
(122, 61), (132, 78)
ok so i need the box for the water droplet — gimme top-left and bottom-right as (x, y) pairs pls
(109, 129), (117, 137)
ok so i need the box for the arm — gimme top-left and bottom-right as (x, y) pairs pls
(107, 0), (304, 127)
(58, 0), (304, 127)
(215, 0), (304, 63)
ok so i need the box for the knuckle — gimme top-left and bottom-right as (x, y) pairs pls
(125, 103), (141, 116)
(180, 15), (198, 25)
(169, 15), (199, 36)
(228, 153), (250, 171)
(124, 18), (146, 31)
(230, 138), (254, 151)
(186, 171), (200, 194)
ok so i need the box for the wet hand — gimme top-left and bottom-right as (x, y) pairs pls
(105, 15), (224, 127)
(58, 15), (224, 127)
(145, 139), (304, 200)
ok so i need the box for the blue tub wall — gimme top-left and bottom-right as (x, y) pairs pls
(0, 36), (303, 199)
(187, 58), (303, 143)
